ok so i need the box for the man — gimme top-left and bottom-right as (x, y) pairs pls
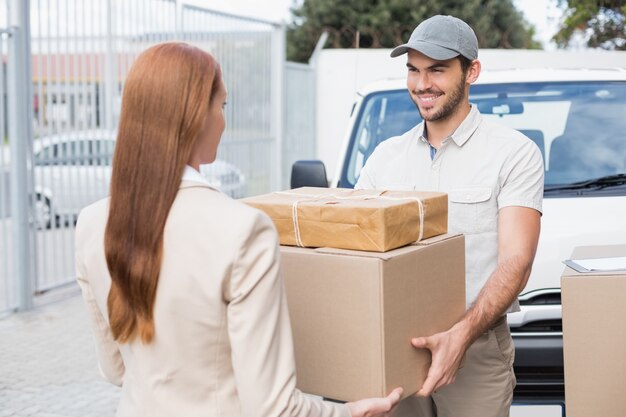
(355, 15), (544, 417)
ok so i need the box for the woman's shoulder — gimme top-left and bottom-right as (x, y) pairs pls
(173, 185), (275, 234)
(76, 197), (109, 230)
(177, 184), (255, 213)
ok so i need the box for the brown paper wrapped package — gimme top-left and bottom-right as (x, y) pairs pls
(242, 187), (448, 252)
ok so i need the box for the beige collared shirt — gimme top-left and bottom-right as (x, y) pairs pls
(356, 106), (544, 312)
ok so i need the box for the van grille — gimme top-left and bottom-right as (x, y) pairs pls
(519, 292), (561, 305)
(512, 319), (562, 333)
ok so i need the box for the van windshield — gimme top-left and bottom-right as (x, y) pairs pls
(343, 81), (626, 193)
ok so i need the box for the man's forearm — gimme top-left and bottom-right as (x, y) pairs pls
(454, 254), (532, 345)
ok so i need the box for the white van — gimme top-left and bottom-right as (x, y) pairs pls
(291, 66), (626, 411)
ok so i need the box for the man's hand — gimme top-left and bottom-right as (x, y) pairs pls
(411, 323), (470, 397)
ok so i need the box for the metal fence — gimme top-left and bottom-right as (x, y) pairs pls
(0, 25), (16, 314)
(0, 0), (287, 313)
(180, 4), (284, 197)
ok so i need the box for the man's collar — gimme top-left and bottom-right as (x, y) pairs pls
(417, 105), (482, 146)
(449, 105), (481, 147)
(416, 123), (428, 143)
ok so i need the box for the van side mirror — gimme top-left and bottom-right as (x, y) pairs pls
(291, 160), (329, 189)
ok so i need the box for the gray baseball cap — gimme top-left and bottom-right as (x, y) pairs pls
(390, 15), (478, 61)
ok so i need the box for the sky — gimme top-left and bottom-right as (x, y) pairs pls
(187, 0), (564, 50)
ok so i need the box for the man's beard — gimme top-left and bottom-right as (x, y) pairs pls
(411, 76), (466, 122)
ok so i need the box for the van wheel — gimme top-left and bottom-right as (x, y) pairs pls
(34, 194), (52, 230)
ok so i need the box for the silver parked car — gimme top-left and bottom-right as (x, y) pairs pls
(31, 130), (246, 228)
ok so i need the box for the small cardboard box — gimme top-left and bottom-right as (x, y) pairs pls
(243, 187), (447, 252)
(280, 234), (465, 401)
(562, 245), (626, 417)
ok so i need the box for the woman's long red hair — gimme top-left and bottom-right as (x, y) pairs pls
(105, 43), (221, 343)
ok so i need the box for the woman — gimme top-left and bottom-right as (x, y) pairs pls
(75, 42), (401, 417)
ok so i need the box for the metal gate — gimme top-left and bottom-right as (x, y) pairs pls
(181, 4), (284, 197)
(0, 0), (285, 313)
(0, 26), (16, 314)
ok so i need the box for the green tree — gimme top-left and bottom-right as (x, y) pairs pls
(287, 0), (541, 63)
(554, 0), (625, 49)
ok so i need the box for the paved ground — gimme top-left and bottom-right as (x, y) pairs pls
(0, 286), (120, 417)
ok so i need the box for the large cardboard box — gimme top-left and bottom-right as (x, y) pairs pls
(562, 244), (626, 417)
(243, 187), (447, 252)
(281, 234), (465, 401)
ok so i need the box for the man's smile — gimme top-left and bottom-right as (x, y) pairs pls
(415, 91), (443, 105)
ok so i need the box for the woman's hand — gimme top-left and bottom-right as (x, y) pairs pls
(346, 387), (403, 417)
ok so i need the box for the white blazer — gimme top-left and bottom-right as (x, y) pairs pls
(75, 179), (349, 417)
